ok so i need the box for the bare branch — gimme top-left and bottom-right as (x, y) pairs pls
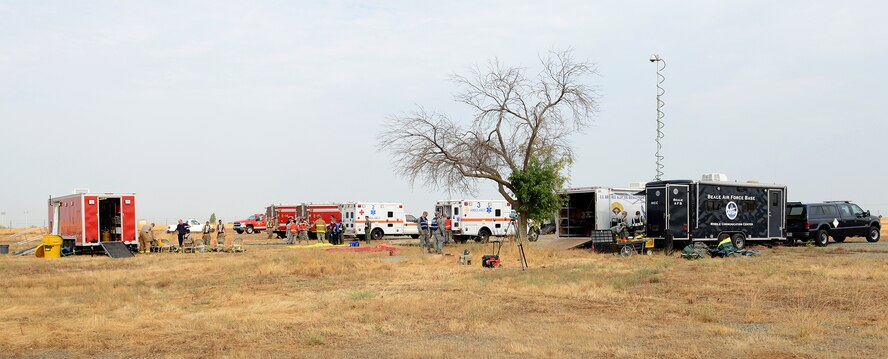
(379, 50), (599, 206)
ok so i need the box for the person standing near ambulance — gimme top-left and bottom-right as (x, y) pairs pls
(444, 216), (453, 244)
(430, 213), (443, 254)
(364, 216), (372, 244)
(418, 211), (431, 254)
(330, 215), (342, 245)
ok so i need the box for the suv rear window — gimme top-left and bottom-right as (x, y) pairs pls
(788, 206), (805, 216)
(809, 205), (838, 216)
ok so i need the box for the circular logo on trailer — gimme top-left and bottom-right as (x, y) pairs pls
(673, 189), (679, 195)
(726, 201), (739, 220)
(655, 190), (661, 196)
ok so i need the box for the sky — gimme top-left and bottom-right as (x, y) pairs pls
(1, 0), (886, 227)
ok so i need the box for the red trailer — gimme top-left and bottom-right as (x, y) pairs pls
(48, 192), (138, 252)
(266, 203), (341, 239)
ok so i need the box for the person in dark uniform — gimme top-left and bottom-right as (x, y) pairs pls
(175, 219), (191, 248)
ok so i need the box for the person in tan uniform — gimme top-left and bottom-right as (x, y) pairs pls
(139, 223), (154, 254)
(201, 221), (213, 246)
(314, 217), (327, 244)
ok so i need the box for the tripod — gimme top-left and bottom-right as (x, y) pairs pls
(505, 219), (528, 271)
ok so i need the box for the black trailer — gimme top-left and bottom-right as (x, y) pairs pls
(645, 180), (786, 248)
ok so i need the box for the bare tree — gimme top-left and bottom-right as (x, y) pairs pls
(379, 49), (599, 239)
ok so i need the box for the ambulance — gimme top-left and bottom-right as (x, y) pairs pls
(340, 202), (417, 240)
(436, 200), (534, 243)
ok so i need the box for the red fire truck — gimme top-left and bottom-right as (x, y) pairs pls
(48, 191), (138, 252)
(266, 203), (341, 239)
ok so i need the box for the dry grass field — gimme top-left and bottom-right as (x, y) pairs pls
(1, 222), (887, 358)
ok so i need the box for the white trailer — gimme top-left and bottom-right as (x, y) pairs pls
(557, 187), (646, 238)
(340, 202), (414, 240)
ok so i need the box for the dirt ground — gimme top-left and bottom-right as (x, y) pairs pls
(1, 223), (887, 358)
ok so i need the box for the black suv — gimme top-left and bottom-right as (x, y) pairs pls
(785, 201), (881, 246)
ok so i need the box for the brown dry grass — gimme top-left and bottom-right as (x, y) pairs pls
(1, 236), (887, 358)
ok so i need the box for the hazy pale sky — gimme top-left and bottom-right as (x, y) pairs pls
(1, 0), (886, 226)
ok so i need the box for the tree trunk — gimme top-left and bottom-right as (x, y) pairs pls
(516, 213), (528, 243)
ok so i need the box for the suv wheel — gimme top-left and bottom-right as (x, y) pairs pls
(814, 229), (829, 247)
(731, 233), (746, 250)
(832, 236), (846, 243)
(866, 227), (881, 243)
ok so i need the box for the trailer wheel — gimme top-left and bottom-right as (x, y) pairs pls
(783, 237), (796, 246)
(477, 228), (491, 243)
(246, 226), (254, 234)
(731, 234), (746, 250)
(814, 229), (829, 247)
(371, 228), (384, 240)
(619, 245), (634, 257)
(832, 236), (846, 243)
(866, 226), (880, 243)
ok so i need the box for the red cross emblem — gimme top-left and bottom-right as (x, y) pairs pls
(359, 210), (365, 216)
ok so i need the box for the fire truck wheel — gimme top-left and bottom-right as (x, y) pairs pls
(371, 228), (384, 240)
(246, 226), (254, 234)
(814, 229), (829, 247)
(730, 233), (746, 250)
(477, 228), (491, 243)
(866, 226), (880, 243)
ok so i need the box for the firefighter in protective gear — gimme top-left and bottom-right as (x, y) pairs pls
(139, 223), (154, 253)
(314, 217), (327, 243)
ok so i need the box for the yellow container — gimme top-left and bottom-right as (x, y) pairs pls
(40, 235), (63, 258)
(645, 237), (655, 249)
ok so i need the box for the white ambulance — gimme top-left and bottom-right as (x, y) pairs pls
(340, 202), (417, 240)
(436, 199), (532, 243)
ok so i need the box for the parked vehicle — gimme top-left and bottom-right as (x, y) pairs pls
(266, 203), (341, 239)
(557, 186), (646, 238)
(233, 213), (266, 234)
(340, 202), (411, 240)
(436, 200), (540, 243)
(48, 191), (138, 252)
(645, 176), (787, 249)
(785, 201), (881, 246)
(167, 219), (204, 234)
